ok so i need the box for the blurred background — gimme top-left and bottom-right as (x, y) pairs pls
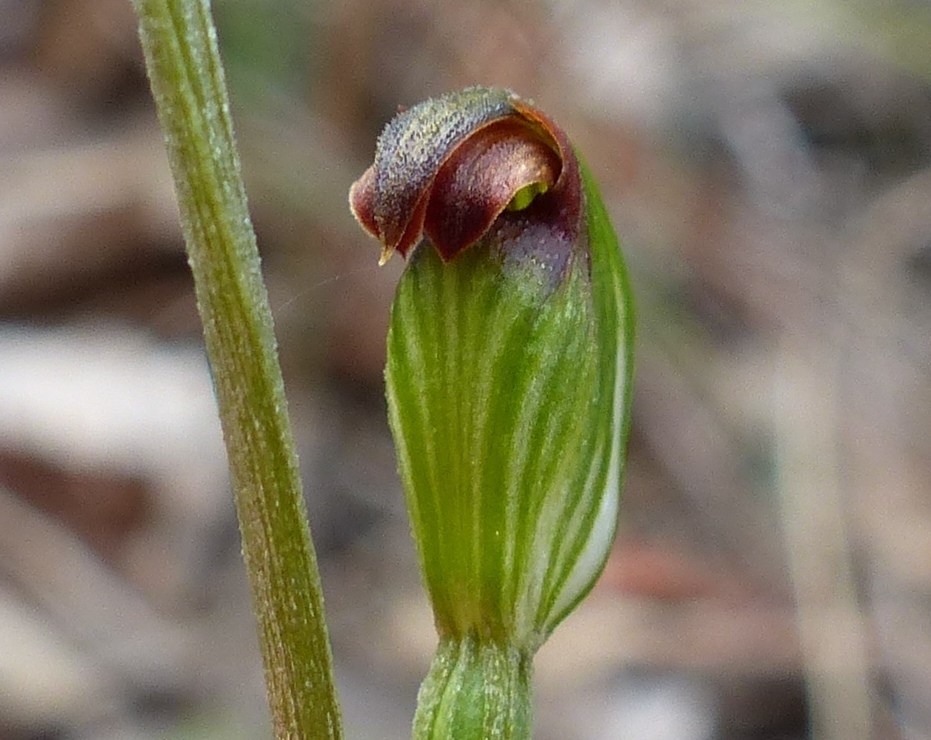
(1, 0), (930, 738)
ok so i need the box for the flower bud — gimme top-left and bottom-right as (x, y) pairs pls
(350, 87), (634, 653)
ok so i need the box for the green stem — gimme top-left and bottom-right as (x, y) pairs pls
(413, 637), (533, 740)
(131, 2), (342, 738)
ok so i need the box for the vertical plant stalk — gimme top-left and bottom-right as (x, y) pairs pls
(131, 2), (342, 738)
(413, 637), (532, 738)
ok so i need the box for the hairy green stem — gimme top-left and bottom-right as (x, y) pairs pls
(131, 1), (342, 737)
(413, 637), (533, 740)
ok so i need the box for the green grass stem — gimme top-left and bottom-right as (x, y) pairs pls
(131, 2), (343, 737)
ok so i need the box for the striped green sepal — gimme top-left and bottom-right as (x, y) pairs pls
(385, 185), (632, 647)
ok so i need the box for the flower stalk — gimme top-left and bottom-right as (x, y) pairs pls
(131, 2), (342, 738)
(351, 87), (635, 738)
(414, 637), (532, 739)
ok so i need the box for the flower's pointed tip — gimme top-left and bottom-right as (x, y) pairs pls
(378, 244), (396, 266)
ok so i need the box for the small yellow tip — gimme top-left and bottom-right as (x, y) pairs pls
(378, 245), (395, 266)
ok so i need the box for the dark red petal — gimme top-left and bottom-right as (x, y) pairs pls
(350, 89), (516, 260)
(424, 119), (560, 261)
(348, 88), (586, 270)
